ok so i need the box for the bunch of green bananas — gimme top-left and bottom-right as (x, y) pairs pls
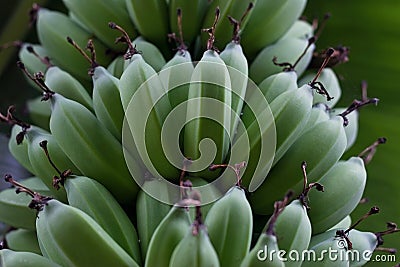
(0, 0), (398, 266)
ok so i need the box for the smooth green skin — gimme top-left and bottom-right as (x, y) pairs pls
(303, 236), (350, 267)
(270, 200), (312, 267)
(299, 68), (342, 108)
(240, 233), (285, 267)
(347, 230), (377, 267)
(201, 0), (257, 50)
(5, 228), (41, 254)
(36, 200), (139, 267)
(250, 37), (314, 84)
(45, 66), (93, 111)
(269, 85), (313, 165)
(205, 187), (253, 267)
(8, 125), (35, 174)
(308, 157), (366, 235)
(328, 216), (352, 231)
(49, 94), (139, 204)
(107, 55), (125, 78)
(125, 0), (169, 54)
(280, 19), (314, 40)
(18, 44), (48, 92)
(0, 249), (61, 267)
(124, 37), (166, 72)
(62, 0), (135, 51)
(330, 108), (359, 152)
(169, 0), (209, 47)
(26, 128), (82, 202)
(184, 50), (231, 180)
(301, 103), (330, 135)
(36, 8), (111, 82)
(257, 71), (298, 104)
(145, 206), (191, 267)
(120, 54), (178, 180)
(0, 188), (37, 230)
(92, 66), (124, 141)
(160, 50), (193, 112)
(64, 175), (141, 264)
(220, 42), (249, 138)
(169, 225), (220, 267)
(250, 116), (347, 215)
(241, 0), (307, 58)
(136, 179), (172, 260)
(27, 96), (51, 131)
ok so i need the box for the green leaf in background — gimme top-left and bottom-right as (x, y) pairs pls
(305, 1), (400, 266)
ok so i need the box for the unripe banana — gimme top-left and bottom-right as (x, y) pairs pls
(48, 93), (140, 203)
(169, 0), (209, 46)
(62, 0), (136, 51)
(251, 116), (347, 214)
(301, 103), (330, 133)
(202, 0), (256, 49)
(145, 205), (191, 267)
(0, 176), (52, 230)
(34, 6), (111, 81)
(241, 0), (307, 58)
(36, 199), (139, 267)
(4, 228), (41, 254)
(299, 68), (342, 107)
(205, 186), (252, 267)
(272, 199), (312, 267)
(92, 66), (124, 141)
(250, 37), (315, 84)
(257, 70), (298, 103)
(280, 19), (315, 40)
(0, 249), (61, 267)
(26, 96), (51, 131)
(18, 43), (48, 91)
(169, 222), (220, 267)
(8, 125), (35, 174)
(124, 37), (167, 72)
(136, 178), (172, 260)
(107, 55), (125, 78)
(347, 229), (378, 267)
(308, 157), (366, 235)
(125, 0), (170, 54)
(329, 215), (352, 231)
(220, 40), (249, 138)
(330, 108), (358, 151)
(184, 49), (231, 180)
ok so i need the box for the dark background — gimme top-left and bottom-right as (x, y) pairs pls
(0, 1), (399, 266)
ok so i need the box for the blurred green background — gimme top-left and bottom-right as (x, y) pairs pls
(0, 0), (398, 266)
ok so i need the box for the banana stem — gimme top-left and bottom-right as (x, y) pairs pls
(202, 7), (220, 51)
(265, 191), (293, 236)
(357, 137), (387, 164)
(345, 206), (380, 235)
(109, 22), (139, 59)
(26, 45), (52, 68)
(0, 105), (30, 144)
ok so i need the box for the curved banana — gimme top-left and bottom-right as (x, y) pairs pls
(26, 96), (51, 131)
(4, 228), (41, 254)
(204, 186), (252, 267)
(257, 70), (298, 103)
(0, 249), (61, 267)
(330, 108), (358, 151)
(8, 125), (35, 174)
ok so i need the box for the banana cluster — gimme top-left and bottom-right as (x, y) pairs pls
(0, 0), (397, 267)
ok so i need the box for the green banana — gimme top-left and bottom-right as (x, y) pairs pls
(35, 199), (139, 266)
(330, 108), (358, 151)
(62, 0), (136, 51)
(92, 66), (124, 141)
(257, 70), (298, 103)
(301, 103), (330, 133)
(280, 19), (315, 40)
(250, 36), (315, 84)
(183, 48), (232, 180)
(34, 6), (111, 81)
(125, 0), (170, 54)
(107, 55), (125, 78)
(170, 207), (220, 267)
(26, 96), (51, 131)
(241, 0), (307, 58)
(136, 178), (172, 260)
(145, 205), (191, 267)
(0, 249), (61, 267)
(8, 125), (35, 175)
(204, 186), (252, 267)
(60, 174), (141, 263)
(299, 68), (342, 107)
(0, 176), (52, 230)
(118, 33), (178, 180)
(328, 215), (352, 231)
(4, 228), (41, 254)
(250, 116), (347, 215)
(18, 43), (48, 91)
(169, 0), (209, 47)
